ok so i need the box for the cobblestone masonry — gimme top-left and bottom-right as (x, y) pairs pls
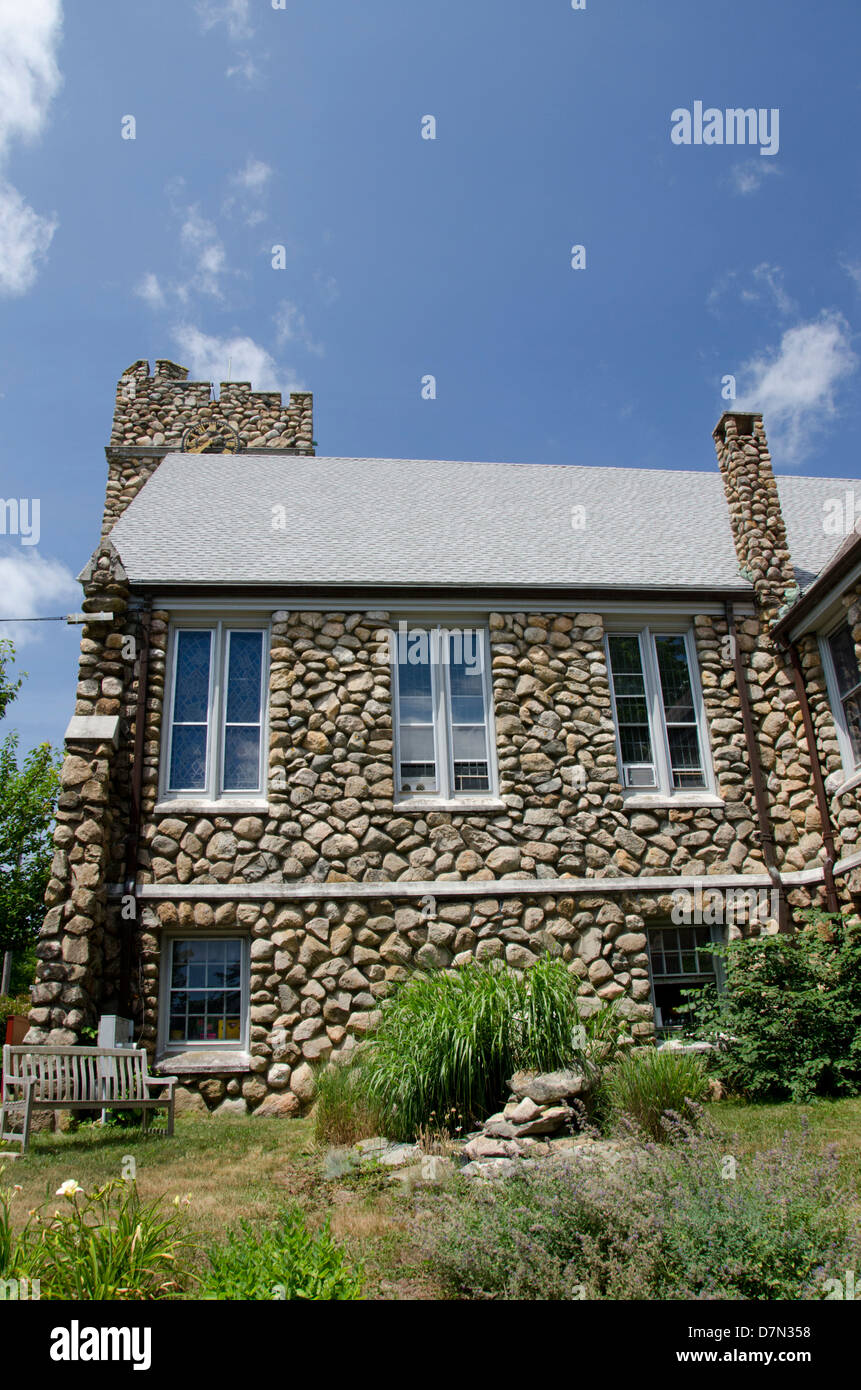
(103, 359), (313, 536)
(24, 386), (861, 1116)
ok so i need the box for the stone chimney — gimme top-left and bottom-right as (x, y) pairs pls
(713, 412), (798, 623)
(102, 359), (314, 536)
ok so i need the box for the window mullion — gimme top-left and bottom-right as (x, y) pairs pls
(643, 628), (672, 794)
(211, 622), (223, 799)
(435, 627), (451, 800)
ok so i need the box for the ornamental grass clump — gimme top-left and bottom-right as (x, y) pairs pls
(359, 956), (579, 1141)
(603, 1047), (709, 1141)
(312, 1054), (385, 1147)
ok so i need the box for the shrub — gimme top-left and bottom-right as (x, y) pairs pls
(313, 1057), (384, 1148)
(420, 1113), (861, 1300)
(360, 957), (580, 1141)
(687, 910), (861, 1102)
(1, 1174), (192, 1299)
(200, 1207), (363, 1300)
(603, 1047), (708, 1141)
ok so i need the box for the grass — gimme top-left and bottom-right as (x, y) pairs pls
(0, 1115), (439, 1299)
(3, 1095), (860, 1300)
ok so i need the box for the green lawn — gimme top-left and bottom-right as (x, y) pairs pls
(3, 1096), (859, 1299)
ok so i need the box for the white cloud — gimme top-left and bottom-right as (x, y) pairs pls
(750, 262), (796, 317)
(134, 271), (166, 309)
(0, 550), (78, 646)
(0, 0), (62, 297)
(0, 179), (57, 295)
(171, 325), (302, 396)
(707, 263), (795, 319)
(226, 52), (261, 82)
(233, 157), (271, 193)
(274, 300), (324, 356)
(179, 207), (228, 298)
(196, 0), (252, 42)
(728, 160), (781, 196)
(736, 311), (858, 465)
(840, 257), (861, 293)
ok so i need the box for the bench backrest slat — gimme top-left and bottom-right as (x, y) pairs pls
(2, 1045), (150, 1104)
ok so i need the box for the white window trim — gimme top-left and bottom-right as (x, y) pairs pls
(820, 617), (861, 778)
(156, 934), (250, 1057)
(605, 623), (715, 800)
(161, 620), (270, 803)
(391, 624), (500, 806)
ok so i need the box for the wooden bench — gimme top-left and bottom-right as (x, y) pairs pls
(0, 1045), (177, 1153)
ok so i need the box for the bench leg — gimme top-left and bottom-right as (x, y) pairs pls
(167, 1096), (174, 1137)
(21, 1088), (34, 1154)
(142, 1106), (150, 1136)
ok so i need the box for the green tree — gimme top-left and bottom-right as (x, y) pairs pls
(0, 640), (60, 991)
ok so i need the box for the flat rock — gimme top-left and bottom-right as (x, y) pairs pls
(508, 1069), (588, 1104)
(504, 1096), (542, 1125)
(461, 1158), (518, 1180)
(324, 1147), (361, 1178)
(513, 1104), (572, 1136)
(463, 1134), (521, 1161)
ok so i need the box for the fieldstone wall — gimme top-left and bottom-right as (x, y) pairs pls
(102, 359), (314, 536)
(135, 890), (661, 1117)
(138, 608), (800, 890)
(27, 541), (136, 1043)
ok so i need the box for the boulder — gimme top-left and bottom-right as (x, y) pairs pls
(507, 1069), (588, 1104)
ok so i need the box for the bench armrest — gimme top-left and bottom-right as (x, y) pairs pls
(2, 1074), (35, 1101)
(144, 1075), (177, 1092)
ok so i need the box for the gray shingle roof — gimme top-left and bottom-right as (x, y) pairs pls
(105, 453), (856, 592)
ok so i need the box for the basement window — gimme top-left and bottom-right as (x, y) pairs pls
(163, 623), (268, 800)
(606, 628), (710, 796)
(648, 925), (720, 1035)
(160, 937), (249, 1051)
(392, 625), (497, 802)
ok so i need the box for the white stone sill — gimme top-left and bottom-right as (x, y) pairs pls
(393, 798), (509, 814)
(153, 800), (270, 816)
(622, 793), (725, 810)
(155, 1050), (253, 1075)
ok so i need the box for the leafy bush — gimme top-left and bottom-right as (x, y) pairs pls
(200, 1207), (363, 1300)
(313, 1057), (384, 1147)
(603, 1047), (708, 1141)
(687, 910), (861, 1102)
(360, 957), (580, 1141)
(1, 1173), (192, 1299)
(420, 1113), (861, 1300)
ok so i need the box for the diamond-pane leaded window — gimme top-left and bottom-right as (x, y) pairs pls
(166, 625), (266, 799)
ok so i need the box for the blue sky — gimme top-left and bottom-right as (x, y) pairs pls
(1, 0), (860, 752)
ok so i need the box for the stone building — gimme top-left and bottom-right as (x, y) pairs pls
(26, 360), (861, 1117)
